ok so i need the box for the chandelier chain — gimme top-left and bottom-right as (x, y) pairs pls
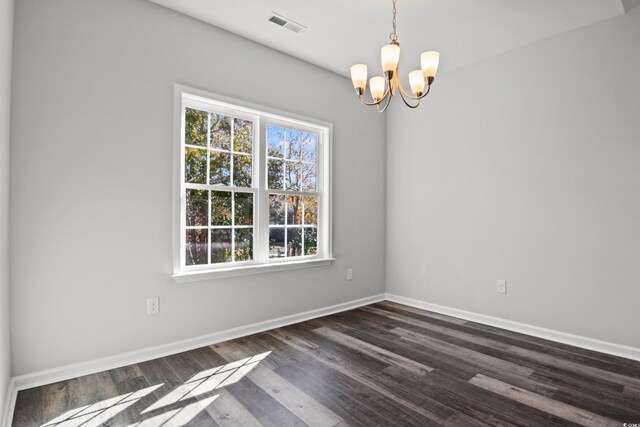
(390, 0), (398, 42)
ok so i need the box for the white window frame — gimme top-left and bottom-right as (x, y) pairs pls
(172, 85), (333, 282)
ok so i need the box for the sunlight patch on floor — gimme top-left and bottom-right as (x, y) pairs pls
(143, 351), (270, 414)
(40, 351), (271, 427)
(41, 384), (163, 427)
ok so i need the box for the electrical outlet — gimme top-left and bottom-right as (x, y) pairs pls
(147, 297), (159, 315)
(497, 280), (507, 294)
(347, 268), (353, 281)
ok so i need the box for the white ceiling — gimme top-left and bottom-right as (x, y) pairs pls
(148, 0), (625, 77)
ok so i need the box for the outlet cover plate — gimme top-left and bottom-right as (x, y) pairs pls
(497, 280), (507, 294)
(147, 297), (159, 315)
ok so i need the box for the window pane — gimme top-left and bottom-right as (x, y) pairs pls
(267, 159), (284, 189)
(287, 228), (302, 257)
(211, 229), (232, 263)
(286, 129), (302, 161)
(269, 194), (285, 225)
(302, 132), (318, 164)
(210, 114), (231, 150)
(186, 229), (208, 265)
(267, 125), (284, 158)
(303, 196), (318, 225)
(211, 191), (232, 226)
(210, 151), (230, 185)
(185, 147), (207, 184)
(300, 162), (317, 192)
(235, 228), (253, 261)
(234, 119), (253, 153)
(186, 189), (208, 227)
(304, 227), (317, 255)
(185, 108), (207, 147)
(285, 161), (301, 191)
(235, 192), (253, 226)
(269, 228), (285, 258)
(233, 154), (252, 187)
(287, 196), (302, 225)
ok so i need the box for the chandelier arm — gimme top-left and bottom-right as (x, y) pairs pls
(358, 87), (391, 106)
(420, 84), (432, 99)
(397, 88), (421, 109)
(376, 91), (393, 113)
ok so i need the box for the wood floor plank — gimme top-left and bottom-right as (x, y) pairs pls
(40, 379), (84, 426)
(341, 326), (481, 381)
(257, 407), (308, 427)
(267, 325), (392, 374)
(248, 366), (343, 427)
(391, 326), (535, 377)
(12, 387), (43, 427)
(551, 387), (640, 421)
(624, 384), (640, 399)
(108, 374), (158, 425)
(204, 346), (309, 424)
(213, 336), (343, 427)
(278, 359), (444, 426)
(469, 373), (620, 427)
(313, 326), (433, 376)
(421, 370), (580, 427)
(376, 301), (469, 325)
(505, 344), (640, 389)
(360, 305), (512, 351)
(268, 327), (319, 352)
(109, 363), (144, 385)
(270, 362), (370, 427)
(135, 357), (192, 414)
(529, 366), (626, 396)
(202, 388), (264, 427)
(340, 320), (558, 394)
(465, 321), (640, 375)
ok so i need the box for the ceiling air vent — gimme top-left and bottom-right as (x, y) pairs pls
(266, 13), (306, 33)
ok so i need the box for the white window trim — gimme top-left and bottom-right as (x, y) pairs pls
(172, 84), (334, 282)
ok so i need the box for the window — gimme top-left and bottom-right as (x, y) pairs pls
(173, 87), (332, 280)
(266, 124), (319, 259)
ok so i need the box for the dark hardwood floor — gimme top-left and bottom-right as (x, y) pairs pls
(12, 301), (640, 426)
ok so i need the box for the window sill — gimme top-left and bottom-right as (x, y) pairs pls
(172, 258), (335, 283)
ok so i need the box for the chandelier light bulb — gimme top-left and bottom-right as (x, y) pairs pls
(370, 76), (386, 100)
(350, 64), (368, 92)
(421, 51), (440, 79)
(409, 70), (426, 96)
(381, 44), (401, 74)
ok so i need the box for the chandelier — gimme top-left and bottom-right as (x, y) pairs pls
(350, 0), (440, 112)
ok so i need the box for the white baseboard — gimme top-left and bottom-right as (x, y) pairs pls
(385, 293), (640, 362)
(1, 293), (385, 427)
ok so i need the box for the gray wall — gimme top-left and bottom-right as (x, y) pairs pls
(0, 0), (14, 415)
(10, 0), (386, 375)
(387, 8), (640, 348)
